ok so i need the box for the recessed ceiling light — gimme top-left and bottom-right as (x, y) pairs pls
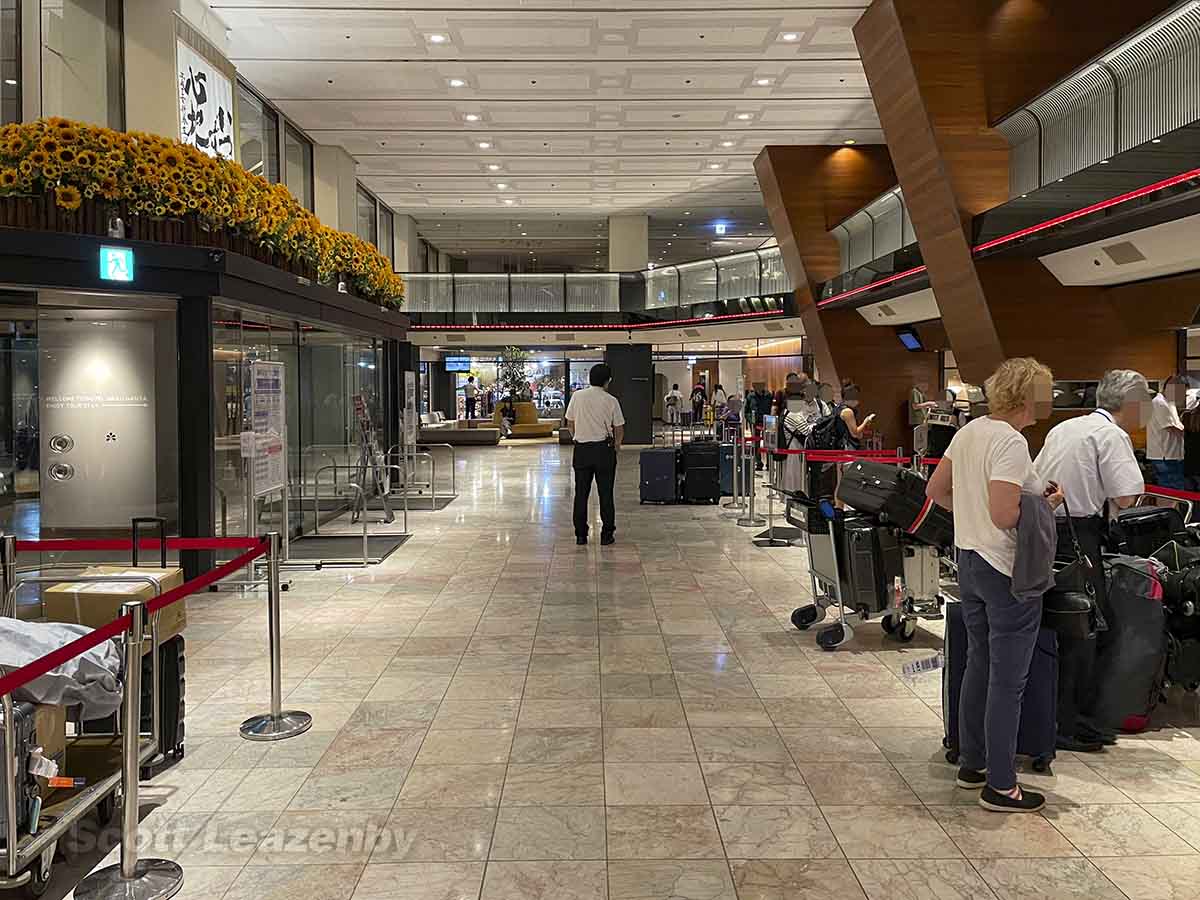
(428, 33), (447, 43)
(736, 113), (752, 120)
(721, 141), (734, 147)
(672, 233), (678, 237)
(496, 183), (508, 189)
(504, 199), (515, 205)
(487, 164), (501, 171)
(781, 32), (799, 41)
(684, 211), (691, 216)
(464, 114), (480, 122)
(1099, 159), (1110, 164)
(708, 163), (721, 170)
(521, 232), (527, 236)
(3, 79), (16, 87)
(755, 78), (771, 86)
(843, 139), (857, 145)
(448, 78), (465, 87)
(1152, 138), (1162, 144)
(758, 222), (764, 226)
(478, 142), (492, 149)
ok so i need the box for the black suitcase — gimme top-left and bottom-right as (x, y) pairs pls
(838, 460), (954, 549)
(83, 634), (186, 761)
(0, 701), (40, 841)
(1110, 506), (1187, 558)
(841, 520), (903, 616)
(719, 443), (752, 496)
(942, 601), (1057, 772)
(681, 441), (720, 504)
(640, 448), (678, 504)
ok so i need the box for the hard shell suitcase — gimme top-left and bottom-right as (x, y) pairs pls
(640, 448), (678, 504)
(719, 443), (752, 496)
(837, 460), (954, 549)
(681, 441), (720, 504)
(841, 519), (903, 616)
(1110, 506), (1187, 559)
(145, 634), (186, 759)
(942, 601), (1058, 772)
(0, 701), (39, 841)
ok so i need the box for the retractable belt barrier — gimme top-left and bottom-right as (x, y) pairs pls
(1144, 485), (1200, 503)
(756, 447), (943, 467)
(0, 532), (308, 898)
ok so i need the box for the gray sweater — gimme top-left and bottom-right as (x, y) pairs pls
(1012, 492), (1058, 602)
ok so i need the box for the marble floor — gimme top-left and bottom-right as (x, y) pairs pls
(58, 441), (1200, 898)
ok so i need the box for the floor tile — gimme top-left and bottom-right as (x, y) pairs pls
(797, 762), (921, 805)
(480, 860), (606, 900)
(849, 859), (995, 900)
(822, 804), (961, 859)
(221, 864), (363, 900)
(518, 699), (603, 728)
(371, 808), (496, 861)
(606, 806), (725, 859)
(509, 728), (604, 763)
(1044, 804), (1195, 856)
(729, 859), (866, 899)
(489, 806), (607, 860)
(605, 762), (710, 805)
(501, 763), (606, 806)
(972, 858), (1127, 900)
(1094, 855), (1200, 900)
(415, 729), (514, 765)
(396, 765), (506, 808)
(252, 811), (388, 865)
(689, 727), (791, 763)
(606, 860), (736, 900)
(604, 727), (697, 762)
(926, 807), (1079, 858)
(778, 726), (886, 762)
(289, 767), (407, 811)
(701, 762), (815, 805)
(714, 805), (840, 859)
(602, 699), (687, 727)
(351, 862), (485, 900)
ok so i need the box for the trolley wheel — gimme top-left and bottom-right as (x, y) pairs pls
(897, 619), (917, 643)
(791, 605), (820, 631)
(856, 605), (872, 623)
(816, 622), (851, 651)
(96, 793), (116, 827)
(881, 613), (898, 634)
(945, 748), (959, 765)
(20, 849), (52, 898)
(1031, 756), (1052, 774)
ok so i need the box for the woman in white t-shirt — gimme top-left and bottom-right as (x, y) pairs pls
(926, 357), (1063, 815)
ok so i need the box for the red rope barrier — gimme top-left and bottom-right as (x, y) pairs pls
(13, 537), (265, 554)
(1145, 485), (1200, 503)
(0, 541), (267, 699)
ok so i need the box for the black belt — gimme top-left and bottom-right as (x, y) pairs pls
(575, 440), (610, 445)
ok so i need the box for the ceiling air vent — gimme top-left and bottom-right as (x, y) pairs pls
(1102, 241), (1147, 265)
(445, 334), (467, 343)
(555, 333), (575, 342)
(684, 329), (702, 338)
(763, 321), (784, 332)
(878, 304), (897, 317)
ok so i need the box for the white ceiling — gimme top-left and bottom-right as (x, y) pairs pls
(213, 1), (878, 269)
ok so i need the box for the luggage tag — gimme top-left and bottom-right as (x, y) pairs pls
(46, 777), (85, 789)
(27, 748), (59, 781)
(902, 653), (944, 677)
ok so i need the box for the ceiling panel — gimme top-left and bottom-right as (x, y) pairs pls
(217, 1), (877, 268)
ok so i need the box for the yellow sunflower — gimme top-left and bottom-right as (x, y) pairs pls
(166, 196), (186, 215)
(0, 168), (16, 188)
(58, 127), (79, 143)
(98, 175), (120, 199)
(158, 147), (183, 169)
(55, 147), (76, 166)
(40, 138), (58, 155)
(154, 204), (166, 216)
(41, 163), (60, 179)
(134, 162), (152, 179)
(18, 160), (31, 176)
(76, 150), (98, 168)
(28, 150), (48, 168)
(54, 184), (82, 211)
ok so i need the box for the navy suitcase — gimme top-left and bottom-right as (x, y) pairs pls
(640, 448), (678, 504)
(719, 443), (752, 496)
(841, 520), (903, 617)
(942, 601), (1058, 772)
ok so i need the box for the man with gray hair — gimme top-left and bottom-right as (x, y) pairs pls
(1035, 368), (1150, 752)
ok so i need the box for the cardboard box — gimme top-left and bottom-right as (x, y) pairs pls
(43, 566), (186, 644)
(33, 704), (66, 790)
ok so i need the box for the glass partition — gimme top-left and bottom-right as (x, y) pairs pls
(645, 267), (679, 309)
(455, 275), (508, 312)
(511, 275), (564, 313)
(41, 0), (124, 128)
(356, 186), (378, 248)
(237, 82), (279, 182)
(0, 0), (17, 124)
(716, 253), (760, 302)
(284, 124), (314, 210)
(405, 274), (454, 313)
(678, 259), (718, 306)
(566, 274), (619, 312)
(379, 207), (394, 266)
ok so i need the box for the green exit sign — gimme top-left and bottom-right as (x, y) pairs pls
(99, 245), (134, 282)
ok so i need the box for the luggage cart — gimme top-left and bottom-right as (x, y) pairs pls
(790, 500), (856, 650)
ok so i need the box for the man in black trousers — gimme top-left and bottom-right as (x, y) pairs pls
(565, 363), (626, 546)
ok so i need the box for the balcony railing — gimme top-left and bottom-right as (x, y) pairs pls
(402, 246), (791, 317)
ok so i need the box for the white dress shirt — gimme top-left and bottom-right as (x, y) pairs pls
(1034, 409), (1144, 517)
(1147, 392), (1185, 460)
(566, 386), (625, 443)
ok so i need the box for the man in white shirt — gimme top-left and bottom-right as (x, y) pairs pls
(1035, 368), (1150, 752)
(463, 376), (479, 420)
(664, 384), (683, 426)
(1148, 375), (1187, 490)
(565, 363), (626, 546)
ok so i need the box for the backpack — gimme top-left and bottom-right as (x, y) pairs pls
(806, 405), (847, 451)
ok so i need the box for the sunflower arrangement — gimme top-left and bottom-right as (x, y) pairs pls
(0, 117), (404, 306)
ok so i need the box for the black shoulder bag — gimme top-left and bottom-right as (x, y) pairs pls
(1042, 498), (1104, 639)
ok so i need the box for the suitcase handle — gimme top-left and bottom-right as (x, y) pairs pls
(132, 516), (167, 568)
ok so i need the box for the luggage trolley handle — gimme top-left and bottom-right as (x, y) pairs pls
(131, 516), (167, 568)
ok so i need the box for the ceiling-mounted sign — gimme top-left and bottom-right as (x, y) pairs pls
(99, 246), (134, 282)
(176, 39), (234, 160)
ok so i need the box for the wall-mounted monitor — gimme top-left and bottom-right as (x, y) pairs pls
(444, 356), (472, 372)
(896, 326), (924, 352)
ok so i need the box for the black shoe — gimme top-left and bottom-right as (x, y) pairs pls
(601, 534), (615, 546)
(1056, 734), (1103, 753)
(576, 537), (588, 546)
(955, 767), (986, 790)
(979, 784), (1045, 813)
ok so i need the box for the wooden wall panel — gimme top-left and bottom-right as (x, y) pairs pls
(742, 356), (808, 392)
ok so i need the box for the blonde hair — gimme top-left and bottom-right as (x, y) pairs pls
(984, 357), (1053, 415)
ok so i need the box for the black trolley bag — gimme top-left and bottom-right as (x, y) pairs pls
(1109, 505), (1187, 559)
(681, 440), (720, 504)
(942, 601), (1058, 772)
(841, 518), (904, 617)
(640, 447), (678, 504)
(838, 460), (954, 548)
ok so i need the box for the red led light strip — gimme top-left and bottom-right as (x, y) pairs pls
(816, 166), (1200, 308)
(407, 308), (785, 332)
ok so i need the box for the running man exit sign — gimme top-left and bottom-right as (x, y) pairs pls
(99, 245), (134, 282)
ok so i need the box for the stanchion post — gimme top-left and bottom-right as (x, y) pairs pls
(239, 533), (313, 741)
(723, 426), (745, 513)
(74, 601), (184, 900)
(738, 435), (766, 527)
(0, 534), (14, 618)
